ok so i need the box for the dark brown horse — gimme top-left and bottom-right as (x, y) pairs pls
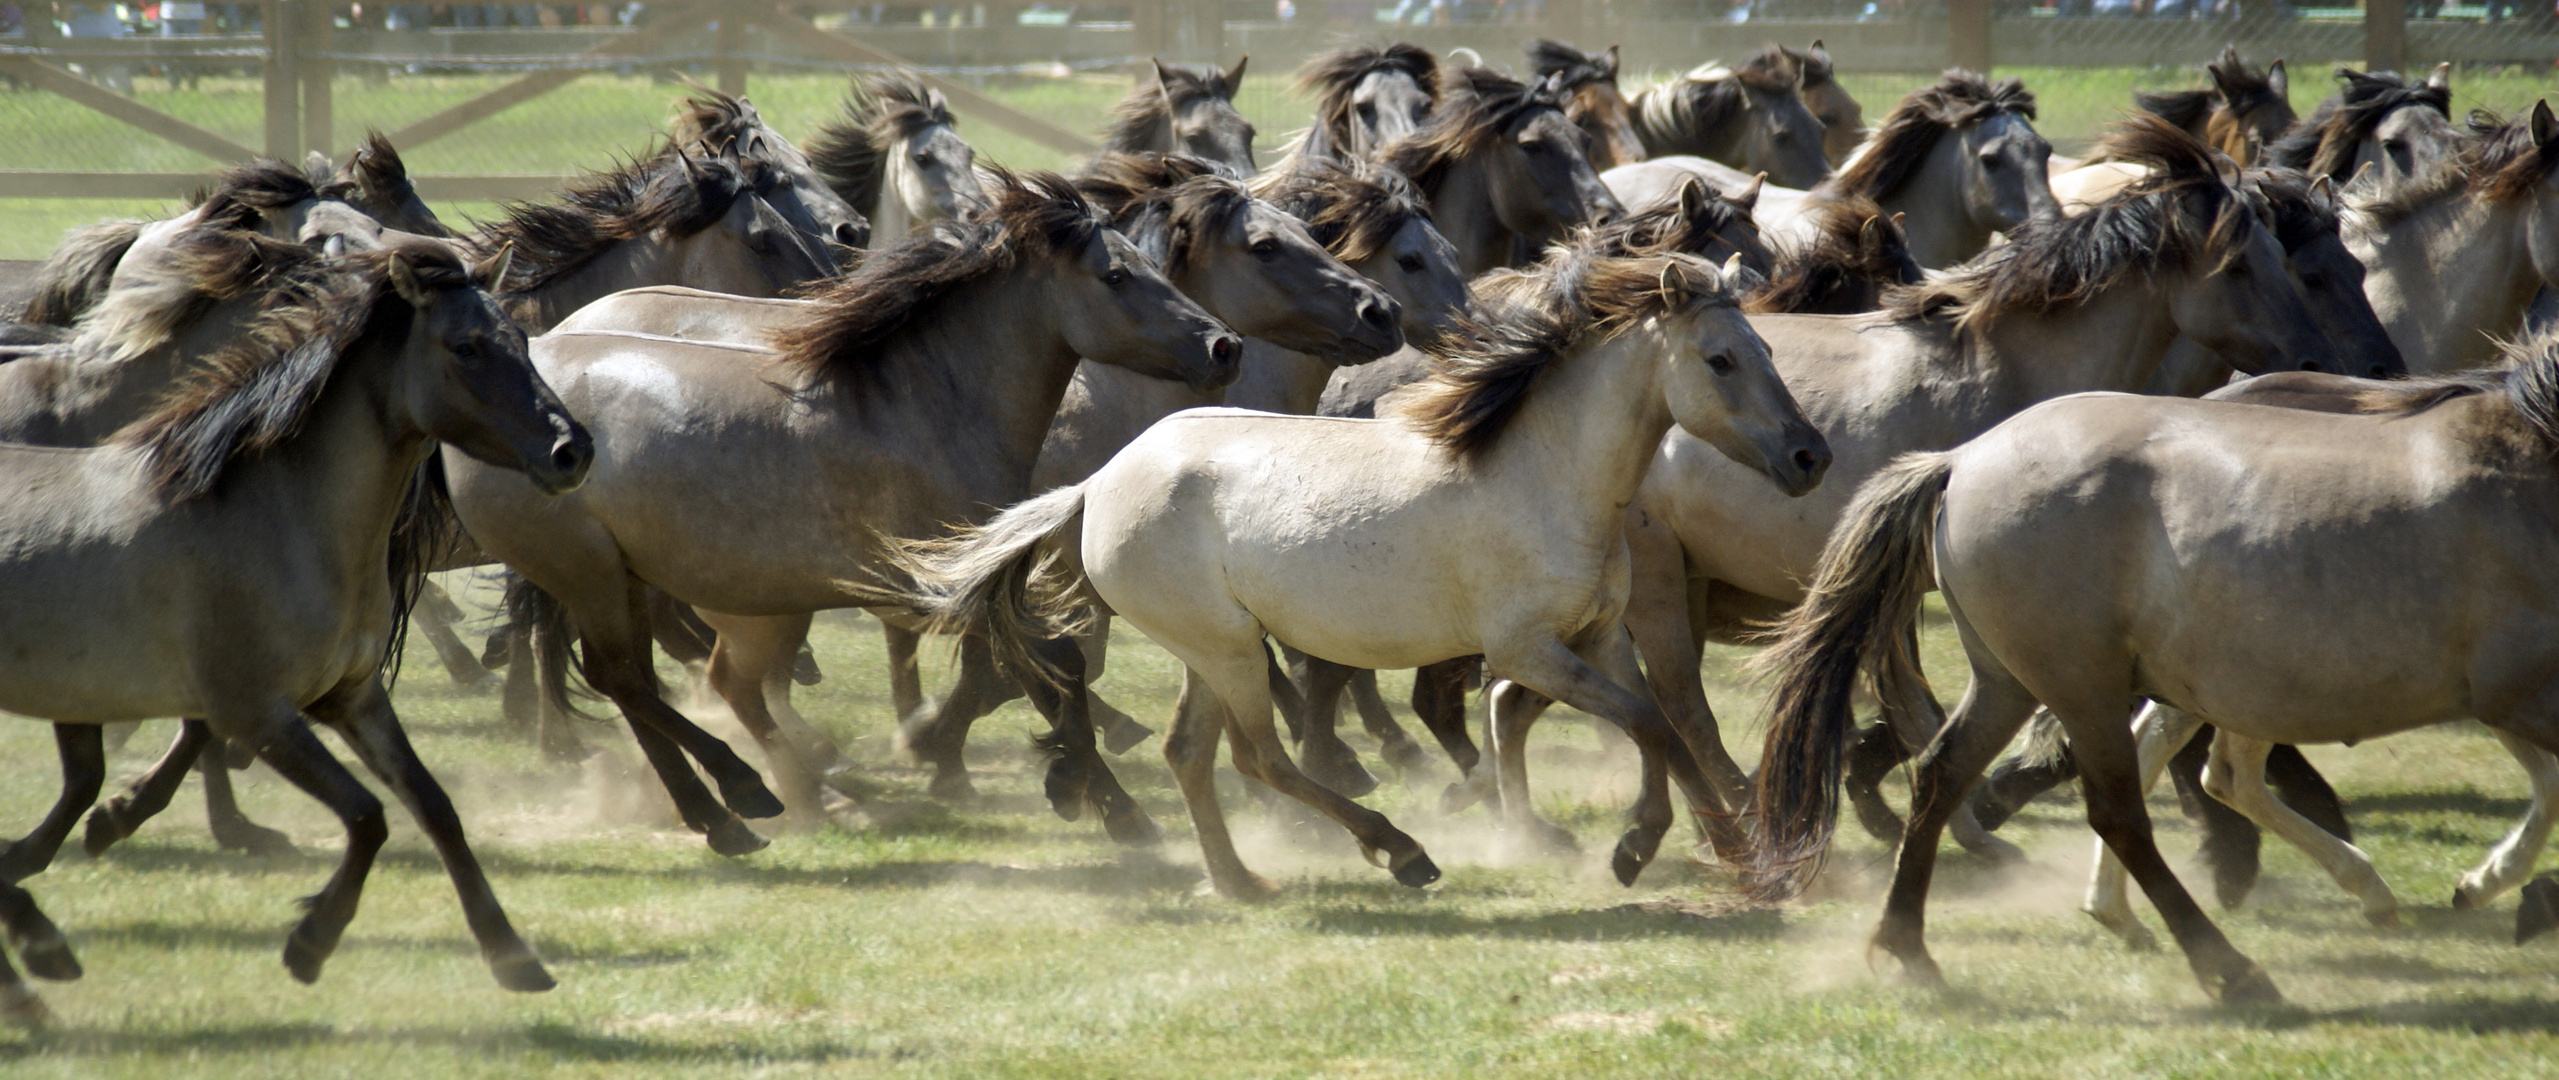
(1525, 39), (1646, 171)
(2131, 46), (2294, 165)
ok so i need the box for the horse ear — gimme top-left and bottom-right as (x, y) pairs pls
(2266, 59), (2288, 100)
(1858, 214), (1884, 249)
(2308, 174), (2336, 207)
(2425, 63), (2451, 92)
(1149, 57), (1175, 95)
(1676, 176), (1710, 222)
(1732, 172), (1766, 211)
(1657, 260), (1690, 305)
(1602, 45), (1621, 79)
(323, 234), (346, 259)
(1222, 55), (1249, 95)
(1808, 39), (1829, 64)
(2348, 159), (2378, 190)
(477, 243), (514, 293)
(1721, 251), (1744, 280)
(387, 254), (433, 308)
(2534, 100), (2559, 149)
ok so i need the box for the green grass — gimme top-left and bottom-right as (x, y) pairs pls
(1, 581), (2557, 1076)
(2, 60), (2555, 256)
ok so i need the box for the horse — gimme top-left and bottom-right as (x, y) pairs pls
(2266, 64), (2455, 190)
(1290, 43), (1438, 163)
(1609, 71), (2057, 270)
(1525, 40), (1646, 171)
(2345, 107), (2559, 373)
(1597, 118), (2340, 860)
(444, 171), (1239, 855)
(669, 87), (873, 252)
(0, 229), (588, 1012)
(805, 71), (986, 244)
(1785, 41), (1865, 166)
(1104, 58), (1256, 176)
(1380, 65), (1624, 276)
(2131, 46), (2294, 165)
(895, 245), (1828, 899)
(1622, 48), (1830, 190)
(1744, 304), (2559, 1005)
(1744, 194), (1920, 316)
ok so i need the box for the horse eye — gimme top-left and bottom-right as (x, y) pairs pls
(1772, 128), (1793, 142)
(1397, 254), (1426, 274)
(1103, 267), (1130, 287)
(1356, 102), (1377, 120)
(1706, 353), (1735, 374)
(2300, 270), (2328, 290)
(913, 152), (933, 167)
(452, 342), (482, 360)
(1250, 239), (1279, 256)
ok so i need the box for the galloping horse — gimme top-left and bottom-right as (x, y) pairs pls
(1620, 48), (1830, 189)
(898, 245), (1828, 898)
(1104, 58), (1257, 176)
(2267, 64), (2455, 189)
(1525, 40), (1646, 171)
(1381, 65), (1624, 276)
(0, 229), (588, 1016)
(806, 72), (987, 243)
(1291, 43), (1438, 163)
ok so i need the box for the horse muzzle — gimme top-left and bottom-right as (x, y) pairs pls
(534, 427), (595, 496)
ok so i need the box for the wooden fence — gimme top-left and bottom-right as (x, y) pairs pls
(1, 0), (2553, 201)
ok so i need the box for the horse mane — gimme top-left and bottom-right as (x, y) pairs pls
(2356, 108), (2559, 224)
(64, 178), (305, 362)
(1251, 154), (1431, 264)
(1381, 66), (1565, 193)
(1783, 44), (1837, 90)
(1635, 49), (1802, 150)
(2241, 166), (2339, 254)
(1526, 39), (1617, 91)
(2207, 46), (2285, 117)
(1578, 180), (1769, 267)
(1747, 194), (1917, 315)
(1886, 116), (2243, 329)
(115, 237), (466, 500)
(668, 87), (764, 153)
(1072, 152), (1254, 274)
(198, 156), (322, 214)
(2265, 67), (2451, 181)
(1104, 62), (1241, 153)
(805, 72), (956, 217)
(770, 168), (1103, 396)
(1400, 244), (1739, 461)
(1295, 43), (1439, 157)
(2133, 89), (2216, 135)
(474, 150), (746, 295)
(313, 131), (451, 238)
(1831, 70), (2037, 202)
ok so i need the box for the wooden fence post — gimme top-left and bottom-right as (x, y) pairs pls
(2366, 0), (2407, 73)
(302, 1), (334, 159)
(1949, 0), (1991, 72)
(263, 0), (300, 159)
(715, 3), (748, 97)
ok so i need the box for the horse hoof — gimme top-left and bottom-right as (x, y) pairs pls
(2209, 963), (2284, 1006)
(1101, 719), (1155, 756)
(1378, 736), (1430, 772)
(721, 780), (787, 821)
(2211, 865), (2260, 911)
(487, 944), (557, 993)
(1213, 871), (1281, 902)
(1043, 760), (1090, 822)
(282, 931), (330, 985)
(2453, 885), (2478, 912)
(1, 985), (51, 1030)
(18, 935), (80, 983)
(1610, 839), (1651, 887)
(706, 818), (770, 858)
(1391, 851), (1441, 889)
(1100, 803), (1163, 847)
(925, 768), (977, 801)
(2365, 906), (2404, 930)
(1439, 781), (1484, 816)
(79, 806), (130, 859)
(2085, 907), (2158, 952)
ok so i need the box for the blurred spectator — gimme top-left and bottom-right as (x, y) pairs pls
(159, 0), (205, 32)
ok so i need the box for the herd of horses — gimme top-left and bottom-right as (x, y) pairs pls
(0, 35), (2551, 1023)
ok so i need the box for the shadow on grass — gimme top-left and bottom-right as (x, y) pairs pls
(1303, 899), (1783, 943)
(0, 1019), (894, 1065)
(2340, 789), (2532, 820)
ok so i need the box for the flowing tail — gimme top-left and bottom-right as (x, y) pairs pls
(1747, 451), (1954, 901)
(20, 220), (142, 325)
(889, 485), (1093, 687)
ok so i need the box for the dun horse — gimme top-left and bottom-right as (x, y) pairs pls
(1525, 40), (1647, 171)
(1620, 48), (1830, 189)
(1291, 44), (1439, 162)
(1104, 58), (1257, 175)
(806, 72), (988, 243)
(1381, 65), (1624, 276)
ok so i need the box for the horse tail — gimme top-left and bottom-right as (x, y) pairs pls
(21, 220), (141, 326)
(1747, 450), (1953, 902)
(889, 484), (1092, 688)
(503, 572), (604, 723)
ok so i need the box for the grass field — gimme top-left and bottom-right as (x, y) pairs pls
(2, 60), (2555, 257)
(1, 579), (2557, 1076)
(5, 52), (2559, 1077)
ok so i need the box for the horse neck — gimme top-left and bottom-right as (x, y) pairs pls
(1427, 157), (1515, 276)
(1964, 277), (2182, 416)
(1472, 325), (1672, 525)
(1875, 135), (1987, 269)
(875, 149), (927, 241)
(1633, 83), (1736, 160)
(44, 293), (265, 444)
(508, 240), (671, 333)
(862, 274), (1080, 483)
(2356, 196), (2541, 373)
(1226, 339), (1337, 414)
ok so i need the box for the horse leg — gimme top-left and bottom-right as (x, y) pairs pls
(2165, 720), (2265, 909)
(2203, 729), (2400, 927)
(1624, 512), (1752, 810)
(1348, 670), (1427, 771)
(1494, 627), (1680, 885)
(523, 594), (596, 764)
(882, 620), (927, 723)
(84, 721), (212, 857)
(1077, 613), (1155, 755)
(307, 678), (552, 992)
(1285, 649), (1378, 799)
(2084, 702), (2205, 947)
(0, 725), (104, 883)
(1967, 709), (2078, 830)
(1486, 678), (1577, 855)
(1870, 657), (2045, 988)
(561, 578), (774, 854)
(199, 738), (296, 857)
(241, 711), (389, 985)
(1019, 635), (1161, 846)
(413, 581), (495, 689)
(897, 636), (1021, 800)
(1415, 659), (1493, 813)
(2456, 729), (2559, 909)
(2067, 708), (2279, 1003)
(696, 611), (833, 821)
(0, 881), (73, 1027)
(2264, 744), (2352, 840)
(1199, 641), (1438, 891)
(1163, 667), (1271, 900)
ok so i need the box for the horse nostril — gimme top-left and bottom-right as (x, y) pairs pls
(833, 223), (866, 247)
(1793, 448), (1821, 473)
(1211, 335), (1242, 366)
(1359, 297), (1396, 332)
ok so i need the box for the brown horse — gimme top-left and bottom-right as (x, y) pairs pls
(1526, 39), (1647, 171)
(1785, 41), (1865, 166)
(1381, 65), (1624, 276)
(2131, 46), (2294, 165)
(0, 230), (587, 1013)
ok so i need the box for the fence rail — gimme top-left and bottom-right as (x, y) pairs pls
(1, 0), (2554, 201)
